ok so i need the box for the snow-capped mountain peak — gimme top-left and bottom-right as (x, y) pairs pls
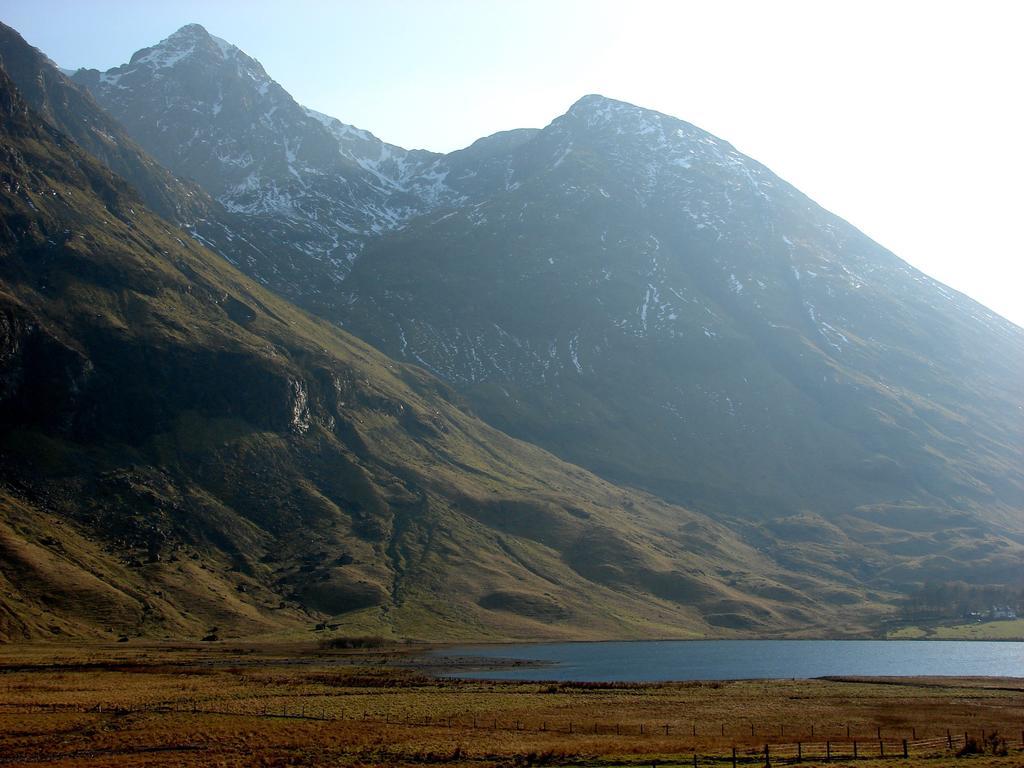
(75, 26), (476, 287)
(563, 93), (717, 151)
(169, 22), (208, 38)
(128, 23), (237, 69)
(566, 92), (636, 118)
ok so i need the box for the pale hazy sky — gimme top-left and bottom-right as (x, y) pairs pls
(4, 0), (1022, 326)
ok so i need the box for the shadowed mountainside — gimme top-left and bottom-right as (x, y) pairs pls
(0, 63), (887, 643)
(71, 26), (1024, 598)
(2, 21), (1022, 642)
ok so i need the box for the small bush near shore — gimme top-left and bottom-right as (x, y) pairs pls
(319, 635), (388, 649)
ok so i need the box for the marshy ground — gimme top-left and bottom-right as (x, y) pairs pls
(0, 641), (1021, 766)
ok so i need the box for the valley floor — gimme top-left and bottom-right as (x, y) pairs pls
(886, 620), (1024, 641)
(0, 642), (1021, 767)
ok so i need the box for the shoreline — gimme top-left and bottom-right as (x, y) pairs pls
(1, 646), (1022, 767)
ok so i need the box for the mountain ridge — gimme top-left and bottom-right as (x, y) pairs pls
(76, 24), (1024, 555)
(0, 58), (891, 643)
(336, 88), (1024, 550)
(70, 24), (554, 290)
(1, 21), (1020, 641)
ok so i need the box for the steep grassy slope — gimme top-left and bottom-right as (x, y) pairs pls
(0, 66), (887, 643)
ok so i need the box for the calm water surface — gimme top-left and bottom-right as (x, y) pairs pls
(437, 640), (1024, 682)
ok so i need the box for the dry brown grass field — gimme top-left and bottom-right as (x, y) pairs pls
(0, 642), (1022, 767)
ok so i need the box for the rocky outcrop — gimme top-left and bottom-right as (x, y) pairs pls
(0, 302), (93, 433)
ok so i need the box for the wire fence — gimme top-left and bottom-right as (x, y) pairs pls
(3, 700), (1022, 765)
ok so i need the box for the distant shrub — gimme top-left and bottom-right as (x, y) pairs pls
(984, 731), (1009, 756)
(958, 732), (1009, 756)
(543, 680), (664, 691)
(318, 635), (388, 649)
(957, 736), (981, 756)
(309, 672), (430, 688)
(513, 750), (564, 766)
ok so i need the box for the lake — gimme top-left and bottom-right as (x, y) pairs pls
(436, 640), (1024, 682)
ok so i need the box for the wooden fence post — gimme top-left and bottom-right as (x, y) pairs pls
(880, 740), (885, 758)
(947, 729), (952, 749)
(732, 746), (737, 768)
(764, 743), (770, 768)
(826, 740), (831, 761)
(902, 739), (908, 758)
(853, 740), (857, 758)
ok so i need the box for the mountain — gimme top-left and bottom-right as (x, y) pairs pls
(340, 95), (1024, 584)
(0, 61), (874, 643)
(0, 21), (361, 316)
(0, 22), (221, 225)
(72, 24), (540, 312)
(70, 26), (1023, 599)
(72, 25), (434, 284)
